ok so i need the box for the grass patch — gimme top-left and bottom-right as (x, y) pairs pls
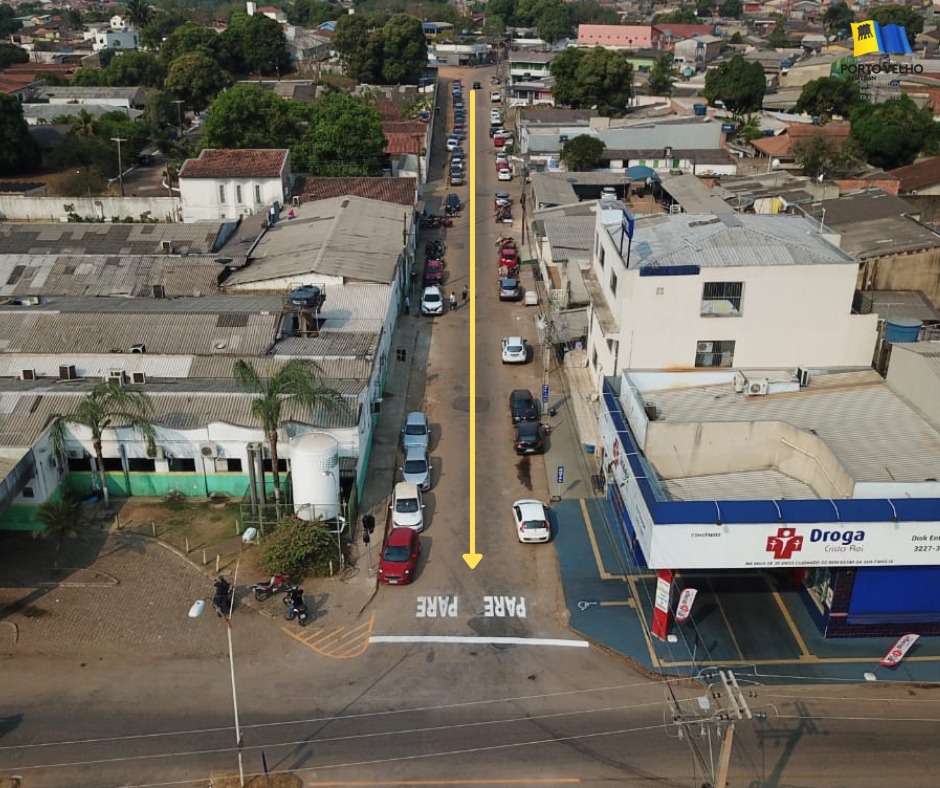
(119, 500), (243, 555)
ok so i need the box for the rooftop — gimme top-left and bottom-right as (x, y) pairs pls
(659, 173), (737, 214)
(888, 156), (940, 193)
(225, 196), (406, 286)
(37, 85), (149, 100)
(296, 176), (416, 207)
(633, 369), (940, 490)
(179, 149), (289, 180)
(602, 212), (855, 268)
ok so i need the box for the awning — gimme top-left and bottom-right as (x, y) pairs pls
(625, 165), (661, 182)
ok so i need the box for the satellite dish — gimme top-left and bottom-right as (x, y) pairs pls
(771, 159), (781, 169)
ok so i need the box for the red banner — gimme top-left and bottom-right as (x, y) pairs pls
(652, 569), (673, 640)
(881, 633), (919, 667)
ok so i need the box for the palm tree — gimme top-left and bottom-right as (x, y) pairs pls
(50, 382), (156, 507)
(233, 360), (347, 504)
(32, 495), (92, 571)
(125, 0), (154, 29)
(65, 8), (85, 34)
(69, 108), (97, 139)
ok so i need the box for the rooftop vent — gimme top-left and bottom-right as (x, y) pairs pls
(130, 343), (146, 354)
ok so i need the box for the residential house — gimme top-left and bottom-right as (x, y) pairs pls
(91, 25), (139, 52)
(508, 78), (555, 107)
(283, 27), (332, 65)
(293, 177), (417, 208)
(653, 23), (717, 51)
(37, 85), (152, 110)
(672, 35), (722, 66)
(508, 51), (555, 84)
(178, 148), (291, 222)
(750, 122), (852, 164)
(889, 157), (940, 196)
(246, 3), (288, 23)
(584, 207), (878, 383)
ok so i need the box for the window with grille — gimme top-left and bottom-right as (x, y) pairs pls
(701, 281), (743, 317)
(694, 340), (735, 368)
(254, 185), (261, 203)
(218, 184), (226, 203)
(236, 185), (242, 203)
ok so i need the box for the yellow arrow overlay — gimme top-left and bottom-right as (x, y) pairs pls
(464, 89), (482, 571)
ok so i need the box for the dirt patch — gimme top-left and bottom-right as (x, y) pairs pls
(115, 498), (266, 580)
(211, 774), (302, 788)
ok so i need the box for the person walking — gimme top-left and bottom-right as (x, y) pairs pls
(449, 292), (458, 312)
(404, 295), (411, 315)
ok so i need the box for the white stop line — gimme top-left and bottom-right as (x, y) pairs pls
(369, 635), (589, 648)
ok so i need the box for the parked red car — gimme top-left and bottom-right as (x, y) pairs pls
(378, 527), (421, 585)
(499, 245), (519, 267)
(424, 259), (445, 286)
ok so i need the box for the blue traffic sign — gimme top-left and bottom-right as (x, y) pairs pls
(542, 384), (549, 404)
(556, 465), (565, 484)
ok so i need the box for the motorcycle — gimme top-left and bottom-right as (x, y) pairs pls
(212, 577), (233, 617)
(252, 573), (291, 601)
(426, 241), (445, 258)
(284, 588), (309, 627)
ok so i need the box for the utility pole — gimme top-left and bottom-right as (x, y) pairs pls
(111, 136), (127, 197)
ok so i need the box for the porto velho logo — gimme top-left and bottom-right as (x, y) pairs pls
(851, 20), (913, 57)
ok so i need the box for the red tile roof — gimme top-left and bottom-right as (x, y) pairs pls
(0, 73), (41, 95)
(382, 120), (428, 135)
(296, 177), (417, 206)
(179, 149), (289, 179)
(889, 157), (940, 192)
(752, 123), (851, 158)
(384, 132), (423, 155)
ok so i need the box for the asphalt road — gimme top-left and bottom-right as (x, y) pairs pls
(4, 67), (940, 788)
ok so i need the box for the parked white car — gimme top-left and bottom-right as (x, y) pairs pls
(392, 482), (425, 531)
(497, 168), (512, 182)
(512, 499), (551, 543)
(420, 286), (444, 315)
(490, 90), (502, 102)
(501, 336), (527, 364)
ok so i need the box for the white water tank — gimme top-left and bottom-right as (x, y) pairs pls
(290, 432), (340, 521)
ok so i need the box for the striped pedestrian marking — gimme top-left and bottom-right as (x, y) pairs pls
(284, 612), (375, 658)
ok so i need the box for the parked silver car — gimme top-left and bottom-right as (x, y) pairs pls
(402, 411), (430, 451)
(401, 446), (431, 491)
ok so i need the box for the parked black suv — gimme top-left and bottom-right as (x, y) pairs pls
(509, 389), (538, 423)
(514, 421), (545, 455)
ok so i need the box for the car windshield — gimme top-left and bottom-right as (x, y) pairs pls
(522, 519), (547, 530)
(501, 279), (517, 289)
(405, 423), (427, 435)
(404, 459), (427, 474)
(424, 293), (441, 303)
(507, 343), (523, 353)
(396, 498), (420, 513)
(383, 545), (410, 562)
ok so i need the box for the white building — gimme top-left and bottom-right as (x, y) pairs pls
(92, 28), (139, 52)
(584, 206), (879, 384)
(178, 149), (291, 222)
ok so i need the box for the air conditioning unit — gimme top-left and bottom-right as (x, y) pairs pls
(748, 379), (769, 396)
(697, 341), (714, 353)
(733, 370), (748, 393)
(59, 364), (77, 380)
(161, 241), (172, 254)
(20, 369), (36, 381)
(152, 284), (166, 299)
(131, 371), (147, 384)
(199, 442), (219, 458)
(107, 370), (125, 385)
(130, 344), (146, 354)
(796, 367), (810, 387)
(291, 195), (300, 206)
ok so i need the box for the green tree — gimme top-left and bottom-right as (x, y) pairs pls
(736, 114), (762, 142)
(71, 67), (103, 86)
(259, 517), (340, 577)
(823, 1), (853, 40)
(767, 14), (791, 47)
(871, 4), (922, 48)
(33, 495), (94, 571)
(0, 94), (40, 175)
(124, 0), (153, 29)
(702, 55), (765, 116)
(140, 8), (190, 50)
(287, 0), (336, 27)
(293, 91), (387, 175)
(851, 94), (938, 169)
(104, 50), (165, 88)
(381, 14), (427, 85)
(68, 108), (98, 138)
(550, 47), (634, 117)
(646, 53), (676, 97)
(482, 14), (506, 36)
(793, 76), (863, 120)
(165, 51), (230, 111)
(221, 12), (291, 77)
(729, 31), (743, 44)
(96, 110), (149, 157)
(333, 14), (383, 83)
(159, 22), (220, 67)
(792, 135), (838, 178)
(65, 8), (85, 33)
(0, 6), (22, 37)
(719, 0), (742, 18)
(538, 5), (572, 43)
(486, 0), (516, 25)
(233, 359), (346, 504)
(561, 134), (606, 171)
(204, 83), (300, 148)
(49, 382), (156, 507)
(574, 1), (620, 25)
(0, 43), (28, 69)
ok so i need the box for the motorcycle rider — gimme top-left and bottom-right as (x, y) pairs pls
(213, 575), (231, 617)
(285, 585), (305, 620)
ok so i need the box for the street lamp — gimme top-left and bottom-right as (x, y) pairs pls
(111, 136), (126, 197)
(189, 559), (245, 787)
(171, 99), (185, 138)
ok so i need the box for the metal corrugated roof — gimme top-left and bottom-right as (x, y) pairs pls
(0, 223), (221, 257)
(604, 213), (856, 268)
(187, 356), (372, 381)
(646, 372), (940, 483)
(224, 197), (409, 286)
(542, 216), (595, 257)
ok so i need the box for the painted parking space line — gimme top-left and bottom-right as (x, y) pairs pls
(285, 612), (376, 659)
(370, 635), (589, 648)
(580, 499), (626, 581)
